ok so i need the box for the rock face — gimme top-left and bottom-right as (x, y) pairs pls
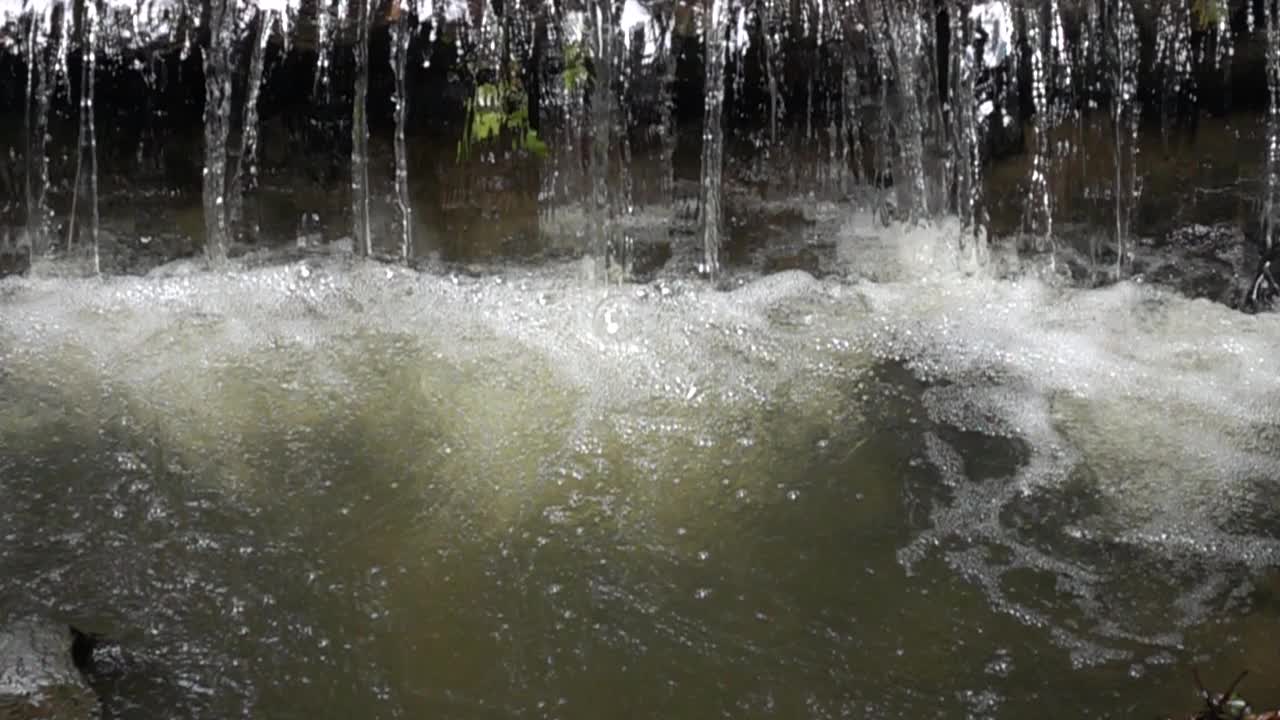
(1132, 223), (1260, 309)
(0, 618), (99, 720)
(1042, 222), (1274, 312)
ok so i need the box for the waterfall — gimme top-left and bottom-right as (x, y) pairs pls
(653, 4), (677, 209)
(1265, 0), (1280, 252)
(23, 1), (67, 257)
(1, 0), (1278, 287)
(1023, 2), (1053, 257)
(227, 7), (273, 245)
(73, 0), (100, 274)
(1108, 0), (1140, 278)
(202, 0), (236, 263)
(700, 0), (730, 278)
(351, 0), (372, 257)
(389, 3), (413, 262)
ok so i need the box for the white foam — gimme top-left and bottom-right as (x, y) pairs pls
(825, 214), (1280, 658)
(844, 216), (1279, 512)
(0, 255), (878, 529)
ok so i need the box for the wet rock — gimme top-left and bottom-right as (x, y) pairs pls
(761, 244), (838, 278)
(1130, 223), (1259, 308)
(0, 245), (29, 279)
(0, 617), (100, 720)
(1048, 222), (1270, 311)
(624, 236), (673, 283)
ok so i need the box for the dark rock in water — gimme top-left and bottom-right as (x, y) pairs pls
(0, 246), (30, 279)
(1050, 222), (1270, 311)
(0, 617), (100, 719)
(762, 244), (839, 278)
(1243, 244), (1280, 313)
(66, 625), (135, 682)
(67, 629), (99, 678)
(1130, 223), (1259, 308)
(625, 237), (673, 282)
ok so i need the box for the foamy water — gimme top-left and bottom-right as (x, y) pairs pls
(2, 213), (1278, 678)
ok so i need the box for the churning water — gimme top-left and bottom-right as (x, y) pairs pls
(2, 213), (1280, 718)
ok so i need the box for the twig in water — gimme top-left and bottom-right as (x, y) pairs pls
(1191, 668), (1250, 720)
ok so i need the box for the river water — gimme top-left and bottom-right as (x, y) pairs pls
(2, 212), (1279, 718)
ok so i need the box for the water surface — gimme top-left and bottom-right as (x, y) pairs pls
(2, 214), (1280, 719)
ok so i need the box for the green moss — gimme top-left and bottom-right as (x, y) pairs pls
(456, 79), (548, 162)
(1192, 0), (1226, 30)
(563, 42), (588, 92)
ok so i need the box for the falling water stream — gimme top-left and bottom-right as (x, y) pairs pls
(351, 0), (372, 257)
(3, 0), (1280, 717)
(699, 0), (728, 278)
(69, 0), (98, 274)
(201, 0), (235, 263)
(225, 7), (273, 245)
(389, 2), (412, 262)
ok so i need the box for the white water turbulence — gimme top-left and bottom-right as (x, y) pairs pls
(2, 215), (1280, 675)
(839, 217), (1280, 663)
